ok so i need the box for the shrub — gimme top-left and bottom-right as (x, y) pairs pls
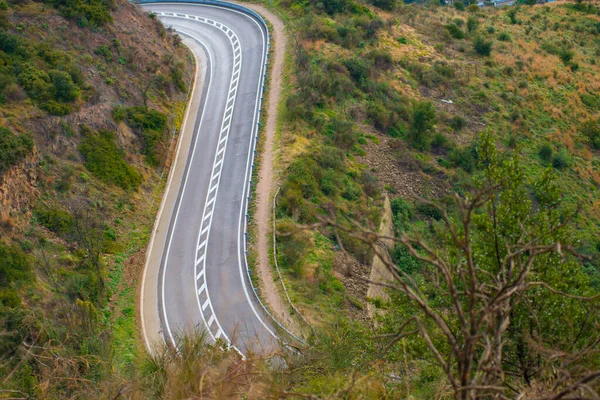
(122, 106), (168, 165)
(391, 197), (413, 234)
(79, 129), (141, 190)
(467, 16), (479, 34)
(445, 24), (466, 39)
(581, 93), (600, 110)
(448, 146), (475, 172)
(50, 0), (113, 26)
(416, 202), (443, 220)
(94, 45), (112, 61)
(454, 1), (465, 11)
(580, 119), (600, 149)
(409, 101), (436, 150)
(0, 32), (19, 53)
(345, 57), (372, 85)
(552, 150), (570, 170)
(497, 32), (511, 41)
(449, 115), (466, 131)
(473, 36), (492, 56)
(324, 118), (360, 149)
(34, 205), (74, 237)
(538, 143), (553, 163)
(0, 127), (33, 178)
(370, 0), (395, 11)
(367, 49), (393, 70)
(0, 242), (32, 288)
(50, 70), (79, 102)
(431, 132), (450, 150)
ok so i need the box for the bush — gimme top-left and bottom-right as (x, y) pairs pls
(50, 70), (79, 102)
(369, 0), (395, 11)
(409, 101), (436, 150)
(449, 115), (466, 131)
(50, 0), (114, 26)
(497, 32), (511, 41)
(552, 150), (570, 170)
(79, 129), (141, 190)
(538, 143), (553, 163)
(0, 127), (33, 178)
(473, 36), (492, 56)
(445, 24), (466, 39)
(122, 106), (168, 165)
(34, 205), (74, 237)
(94, 45), (112, 61)
(345, 57), (372, 85)
(454, 1), (465, 10)
(580, 119), (600, 149)
(0, 242), (32, 288)
(416, 202), (443, 220)
(448, 146), (475, 172)
(467, 16), (479, 34)
(391, 197), (413, 235)
(580, 93), (600, 110)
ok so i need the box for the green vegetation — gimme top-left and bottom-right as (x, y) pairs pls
(3, 0), (600, 396)
(115, 105), (169, 165)
(0, 30), (86, 114)
(0, 127), (32, 178)
(50, 0), (113, 27)
(79, 128), (142, 190)
(0, 0), (193, 395)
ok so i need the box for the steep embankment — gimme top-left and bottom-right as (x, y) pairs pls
(0, 0), (192, 395)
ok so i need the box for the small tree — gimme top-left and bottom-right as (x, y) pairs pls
(408, 101), (436, 150)
(323, 131), (600, 399)
(473, 36), (492, 56)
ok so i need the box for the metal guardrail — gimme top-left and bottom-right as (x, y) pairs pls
(136, 0), (306, 347)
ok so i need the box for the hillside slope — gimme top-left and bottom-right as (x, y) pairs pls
(0, 0), (193, 396)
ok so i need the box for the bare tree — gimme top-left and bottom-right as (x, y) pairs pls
(289, 132), (600, 399)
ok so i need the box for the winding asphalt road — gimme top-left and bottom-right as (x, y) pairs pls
(139, 2), (277, 355)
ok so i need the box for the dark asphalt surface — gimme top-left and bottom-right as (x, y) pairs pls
(141, 3), (277, 354)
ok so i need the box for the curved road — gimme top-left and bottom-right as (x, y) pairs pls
(140, 2), (277, 355)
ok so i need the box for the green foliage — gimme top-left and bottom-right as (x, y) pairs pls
(408, 100), (436, 150)
(466, 16), (479, 34)
(79, 129), (141, 190)
(448, 145), (476, 172)
(50, 70), (79, 101)
(94, 45), (112, 61)
(118, 106), (168, 165)
(538, 143), (553, 163)
(0, 127), (33, 178)
(0, 242), (33, 288)
(34, 205), (75, 236)
(391, 197), (413, 235)
(369, 0), (396, 11)
(49, 0), (114, 26)
(551, 149), (571, 170)
(449, 115), (465, 131)
(506, 7), (518, 24)
(580, 93), (600, 110)
(454, 1), (465, 10)
(580, 119), (600, 149)
(473, 36), (492, 56)
(445, 23), (466, 39)
(497, 31), (511, 41)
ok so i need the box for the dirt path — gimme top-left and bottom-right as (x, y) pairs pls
(236, 3), (300, 334)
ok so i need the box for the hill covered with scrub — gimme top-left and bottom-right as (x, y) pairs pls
(0, 0), (193, 396)
(1, 0), (600, 398)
